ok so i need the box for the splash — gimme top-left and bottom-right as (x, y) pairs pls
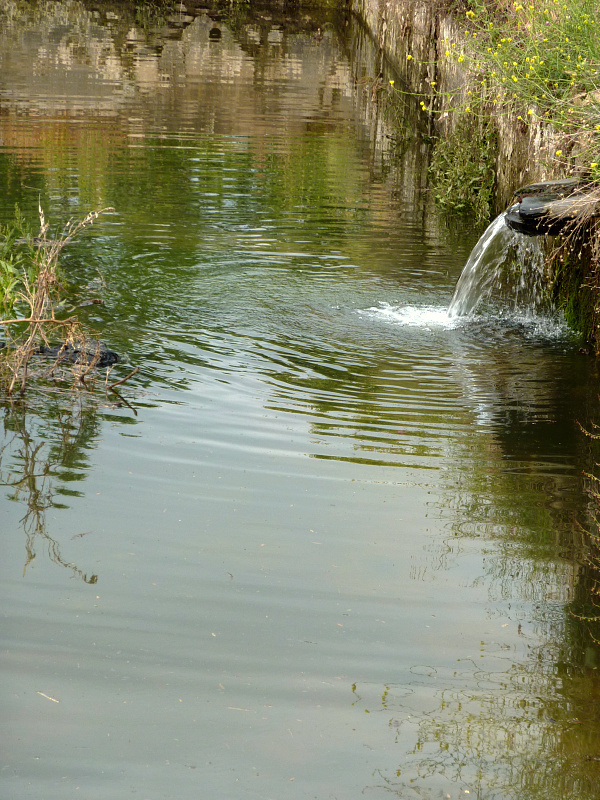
(365, 303), (459, 329)
(364, 210), (562, 338)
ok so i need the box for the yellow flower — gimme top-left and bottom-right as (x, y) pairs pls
(407, 54), (413, 61)
(556, 150), (563, 156)
(527, 109), (533, 115)
(466, 9), (475, 18)
(458, 55), (464, 63)
(389, 80), (395, 86)
(591, 163), (598, 169)
(465, 106), (471, 112)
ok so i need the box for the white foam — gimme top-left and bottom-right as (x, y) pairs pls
(360, 302), (573, 343)
(362, 302), (461, 329)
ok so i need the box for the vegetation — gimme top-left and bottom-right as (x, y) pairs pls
(442, 0), (600, 173)
(428, 114), (497, 220)
(389, 0), (599, 219)
(0, 206), (123, 396)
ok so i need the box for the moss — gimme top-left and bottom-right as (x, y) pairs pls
(550, 222), (600, 348)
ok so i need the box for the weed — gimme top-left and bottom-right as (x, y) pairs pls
(0, 205), (116, 395)
(447, 0), (600, 173)
(429, 116), (497, 221)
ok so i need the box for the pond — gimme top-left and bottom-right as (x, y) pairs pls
(1, 3), (600, 799)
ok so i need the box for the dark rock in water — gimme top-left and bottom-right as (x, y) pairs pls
(37, 339), (119, 367)
(505, 178), (600, 236)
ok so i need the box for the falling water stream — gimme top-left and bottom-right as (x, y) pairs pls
(448, 211), (548, 319)
(448, 213), (517, 317)
(1, 4), (600, 800)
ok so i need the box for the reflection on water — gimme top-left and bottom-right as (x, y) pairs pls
(1, 3), (600, 800)
(1, 399), (114, 584)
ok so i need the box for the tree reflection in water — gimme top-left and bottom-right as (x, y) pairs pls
(1, 398), (105, 584)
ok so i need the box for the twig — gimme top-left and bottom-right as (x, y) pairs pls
(108, 386), (138, 416)
(108, 367), (138, 390)
(0, 316), (76, 326)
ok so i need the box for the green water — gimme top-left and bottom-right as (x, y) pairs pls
(1, 3), (600, 799)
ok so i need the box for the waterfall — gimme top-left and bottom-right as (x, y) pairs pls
(448, 213), (517, 317)
(448, 212), (550, 319)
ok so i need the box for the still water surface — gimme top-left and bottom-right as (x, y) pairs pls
(1, 3), (600, 799)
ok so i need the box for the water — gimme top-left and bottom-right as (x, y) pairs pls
(1, 4), (600, 800)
